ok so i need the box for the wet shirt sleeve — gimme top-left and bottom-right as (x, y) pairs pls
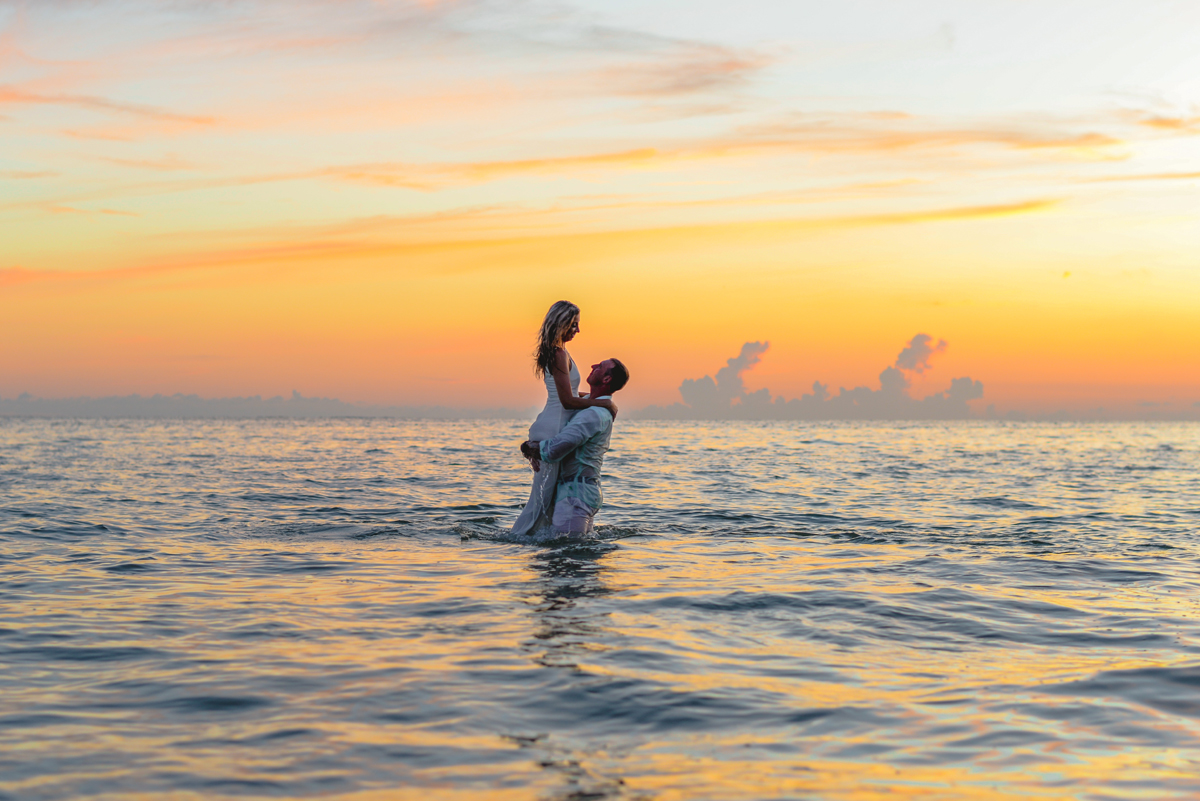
(539, 409), (604, 464)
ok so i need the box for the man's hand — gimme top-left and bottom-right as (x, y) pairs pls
(521, 440), (541, 472)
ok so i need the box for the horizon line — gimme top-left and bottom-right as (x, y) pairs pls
(1, 391), (1198, 423)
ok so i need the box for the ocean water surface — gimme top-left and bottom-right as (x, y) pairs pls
(2, 418), (1199, 800)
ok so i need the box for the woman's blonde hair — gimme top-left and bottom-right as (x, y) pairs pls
(534, 300), (580, 378)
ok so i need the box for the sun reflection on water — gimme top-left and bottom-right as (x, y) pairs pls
(1, 419), (1200, 798)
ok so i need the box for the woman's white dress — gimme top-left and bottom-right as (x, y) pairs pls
(510, 356), (580, 537)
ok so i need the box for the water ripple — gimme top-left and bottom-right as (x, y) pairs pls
(1, 418), (1199, 799)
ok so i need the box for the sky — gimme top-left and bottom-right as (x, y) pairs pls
(2, 0), (1199, 417)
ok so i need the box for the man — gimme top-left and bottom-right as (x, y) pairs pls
(521, 358), (630, 536)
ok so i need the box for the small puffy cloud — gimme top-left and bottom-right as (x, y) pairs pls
(878, 365), (909, 396)
(894, 333), (946, 374)
(715, 340), (769, 395)
(946, 376), (984, 402)
(642, 335), (984, 421)
(679, 340), (768, 416)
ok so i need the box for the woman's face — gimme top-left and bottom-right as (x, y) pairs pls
(561, 315), (580, 344)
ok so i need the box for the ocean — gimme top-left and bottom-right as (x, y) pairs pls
(2, 418), (1199, 800)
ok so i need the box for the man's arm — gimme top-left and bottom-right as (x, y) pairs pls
(534, 408), (607, 464)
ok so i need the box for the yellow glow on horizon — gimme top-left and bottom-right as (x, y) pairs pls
(3, 1), (1200, 414)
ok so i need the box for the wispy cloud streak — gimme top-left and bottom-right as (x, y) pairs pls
(1081, 171), (1200, 183)
(0, 85), (215, 124)
(0, 197), (1059, 287)
(1, 169), (58, 179)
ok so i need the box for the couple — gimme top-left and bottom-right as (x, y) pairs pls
(511, 300), (630, 539)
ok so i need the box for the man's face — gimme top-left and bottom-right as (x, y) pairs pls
(587, 359), (614, 392)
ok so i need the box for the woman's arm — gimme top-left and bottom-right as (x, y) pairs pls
(580, 392), (619, 418)
(592, 397), (618, 418)
(551, 349), (616, 414)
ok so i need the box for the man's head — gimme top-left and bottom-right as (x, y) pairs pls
(586, 358), (630, 396)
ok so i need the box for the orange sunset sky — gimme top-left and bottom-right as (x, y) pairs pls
(2, 0), (1198, 416)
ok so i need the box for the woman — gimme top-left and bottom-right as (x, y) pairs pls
(510, 300), (617, 537)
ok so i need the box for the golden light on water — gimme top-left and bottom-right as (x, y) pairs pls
(4, 419), (1200, 797)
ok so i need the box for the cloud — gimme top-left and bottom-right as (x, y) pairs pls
(5, 0), (770, 142)
(678, 341), (769, 416)
(0, 169), (57, 179)
(97, 154), (195, 171)
(62, 129), (137, 142)
(1082, 170), (1200, 184)
(0, 86), (215, 125)
(640, 336), (985, 420)
(329, 148), (662, 189)
(894, 333), (946, 374)
(0, 196), (1059, 291)
(1127, 110), (1200, 134)
(308, 106), (1127, 189)
(317, 125), (1085, 193)
(597, 43), (772, 98)
(822, 199), (1060, 228)
(0, 267), (42, 288)
(732, 114), (1124, 160)
(44, 205), (137, 217)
